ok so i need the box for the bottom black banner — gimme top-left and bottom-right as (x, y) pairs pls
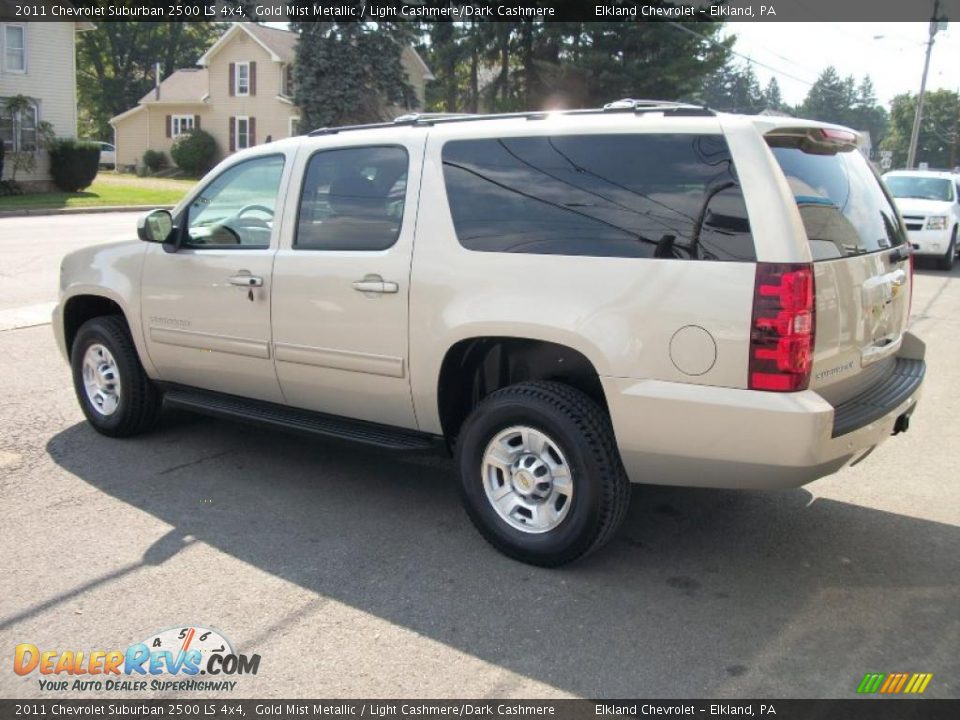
(1, 700), (959, 720)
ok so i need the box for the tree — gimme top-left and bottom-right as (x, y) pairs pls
(798, 66), (857, 124)
(763, 78), (785, 113)
(420, 19), (731, 114)
(849, 77), (887, 151)
(77, 20), (223, 140)
(292, 12), (415, 129)
(699, 62), (765, 113)
(881, 90), (960, 169)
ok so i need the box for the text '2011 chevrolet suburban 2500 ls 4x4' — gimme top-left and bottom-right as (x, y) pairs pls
(54, 101), (925, 566)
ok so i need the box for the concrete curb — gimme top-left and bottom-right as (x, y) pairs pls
(0, 205), (173, 219)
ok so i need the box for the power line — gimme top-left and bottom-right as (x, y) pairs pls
(669, 22), (863, 104)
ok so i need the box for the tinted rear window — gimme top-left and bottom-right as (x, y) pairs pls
(441, 134), (755, 261)
(770, 142), (905, 260)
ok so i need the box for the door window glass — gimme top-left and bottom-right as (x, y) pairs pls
(185, 155), (285, 249)
(295, 146), (409, 251)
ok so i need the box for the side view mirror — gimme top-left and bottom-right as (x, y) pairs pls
(137, 209), (174, 244)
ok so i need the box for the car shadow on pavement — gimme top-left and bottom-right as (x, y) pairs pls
(45, 415), (960, 698)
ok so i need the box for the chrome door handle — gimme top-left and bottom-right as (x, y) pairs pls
(228, 274), (263, 287)
(352, 275), (398, 294)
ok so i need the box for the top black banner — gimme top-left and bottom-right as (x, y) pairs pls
(0, 0), (958, 22)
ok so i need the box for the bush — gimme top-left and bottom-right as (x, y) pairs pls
(48, 139), (100, 192)
(0, 180), (22, 196)
(170, 129), (217, 175)
(142, 149), (167, 173)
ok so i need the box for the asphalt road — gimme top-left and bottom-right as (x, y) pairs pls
(0, 213), (957, 700)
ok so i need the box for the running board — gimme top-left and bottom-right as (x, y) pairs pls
(162, 386), (441, 451)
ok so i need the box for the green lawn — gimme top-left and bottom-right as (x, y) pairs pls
(0, 173), (196, 211)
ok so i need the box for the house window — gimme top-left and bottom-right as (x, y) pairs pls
(0, 98), (38, 152)
(172, 115), (194, 137)
(289, 117), (300, 137)
(235, 116), (250, 150)
(235, 62), (250, 96)
(3, 25), (26, 73)
(282, 64), (294, 97)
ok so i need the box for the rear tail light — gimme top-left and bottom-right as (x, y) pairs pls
(749, 263), (815, 392)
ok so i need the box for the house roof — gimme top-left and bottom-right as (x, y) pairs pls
(137, 68), (208, 105)
(198, 22), (296, 66)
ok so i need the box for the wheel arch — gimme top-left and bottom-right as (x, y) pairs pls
(436, 336), (608, 445)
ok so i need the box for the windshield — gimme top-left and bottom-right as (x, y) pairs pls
(769, 140), (905, 260)
(884, 175), (953, 202)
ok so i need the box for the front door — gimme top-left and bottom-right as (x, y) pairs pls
(271, 139), (424, 429)
(141, 152), (290, 402)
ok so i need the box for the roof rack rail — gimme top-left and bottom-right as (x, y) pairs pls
(603, 98), (715, 116)
(308, 102), (716, 136)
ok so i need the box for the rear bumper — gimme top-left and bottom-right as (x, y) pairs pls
(907, 228), (952, 256)
(603, 333), (925, 489)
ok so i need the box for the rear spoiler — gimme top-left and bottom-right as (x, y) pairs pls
(765, 126), (860, 155)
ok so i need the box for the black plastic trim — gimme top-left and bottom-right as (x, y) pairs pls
(831, 358), (924, 438)
(161, 385), (443, 451)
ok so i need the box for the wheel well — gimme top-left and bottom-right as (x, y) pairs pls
(63, 295), (125, 354)
(437, 337), (607, 443)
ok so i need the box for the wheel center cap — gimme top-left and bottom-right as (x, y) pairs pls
(514, 470), (534, 492)
(510, 454), (552, 501)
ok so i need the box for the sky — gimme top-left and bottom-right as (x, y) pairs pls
(725, 22), (959, 107)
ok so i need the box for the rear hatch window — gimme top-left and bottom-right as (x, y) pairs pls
(768, 135), (906, 261)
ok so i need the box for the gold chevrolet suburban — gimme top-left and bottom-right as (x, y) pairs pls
(53, 102), (925, 565)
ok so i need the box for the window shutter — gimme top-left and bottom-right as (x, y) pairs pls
(250, 62), (256, 96)
(194, 115), (201, 130)
(249, 117), (256, 146)
(165, 115), (171, 138)
(229, 117), (235, 152)
(229, 63), (235, 97)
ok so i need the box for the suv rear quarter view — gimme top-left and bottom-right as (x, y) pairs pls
(53, 102), (926, 566)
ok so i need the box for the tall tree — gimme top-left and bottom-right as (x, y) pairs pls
(881, 90), (960, 169)
(799, 66), (857, 123)
(292, 11), (415, 129)
(77, 20), (222, 140)
(763, 77), (785, 112)
(699, 62), (765, 113)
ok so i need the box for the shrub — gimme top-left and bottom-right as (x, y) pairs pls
(0, 180), (22, 196)
(170, 129), (217, 176)
(48, 138), (101, 192)
(142, 149), (167, 173)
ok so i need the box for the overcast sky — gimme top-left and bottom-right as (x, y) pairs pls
(725, 22), (959, 107)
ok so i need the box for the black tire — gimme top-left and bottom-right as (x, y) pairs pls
(455, 381), (630, 566)
(937, 228), (956, 271)
(71, 315), (162, 437)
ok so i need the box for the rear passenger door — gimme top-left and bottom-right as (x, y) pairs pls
(271, 137), (425, 429)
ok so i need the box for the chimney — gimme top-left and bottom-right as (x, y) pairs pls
(155, 62), (161, 100)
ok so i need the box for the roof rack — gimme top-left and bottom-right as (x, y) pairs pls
(307, 101), (714, 136)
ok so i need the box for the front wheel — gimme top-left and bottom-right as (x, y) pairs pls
(71, 315), (162, 437)
(456, 381), (630, 566)
(937, 229), (956, 271)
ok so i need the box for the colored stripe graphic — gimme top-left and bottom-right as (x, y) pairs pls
(857, 672), (932, 694)
(857, 673), (885, 693)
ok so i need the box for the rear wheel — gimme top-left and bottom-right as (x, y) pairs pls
(937, 228), (956, 271)
(455, 381), (630, 566)
(71, 315), (162, 437)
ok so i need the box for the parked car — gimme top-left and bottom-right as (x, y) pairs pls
(53, 103), (925, 566)
(883, 169), (960, 270)
(89, 141), (116, 169)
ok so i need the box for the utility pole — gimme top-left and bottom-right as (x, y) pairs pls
(907, 0), (946, 169)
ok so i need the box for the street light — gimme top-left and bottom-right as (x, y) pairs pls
(907, 0), (949, 169)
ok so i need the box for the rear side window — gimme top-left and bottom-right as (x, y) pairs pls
(441, 134), (755, 261)
(769, 140), (905, 260)
(296, 146), (408, 251)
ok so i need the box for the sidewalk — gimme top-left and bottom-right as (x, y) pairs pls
(0, 205), (173, 219)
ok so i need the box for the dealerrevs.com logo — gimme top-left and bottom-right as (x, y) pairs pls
(13, 625), (260, 693)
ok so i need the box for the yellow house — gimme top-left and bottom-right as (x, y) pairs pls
(0, 19), (93, 189)
(110, 23), (434, 171)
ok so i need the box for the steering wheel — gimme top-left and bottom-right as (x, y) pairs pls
(236, 204), (274, 218)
